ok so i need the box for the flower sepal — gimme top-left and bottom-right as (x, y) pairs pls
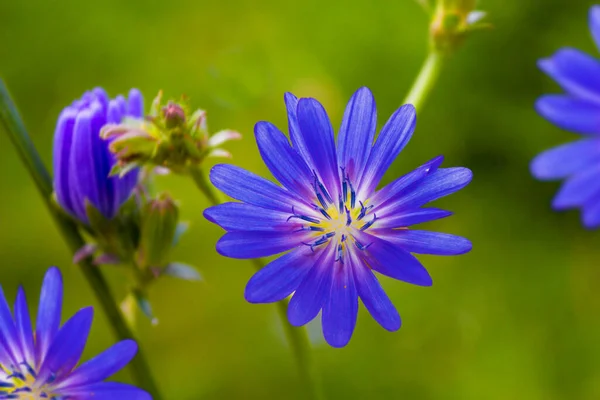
(431, 0), (490, 53)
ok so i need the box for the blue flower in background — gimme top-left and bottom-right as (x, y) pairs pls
(0, 267), (150, 399)
(53, 87), (143, 223)
(532, 6), (600, 228)
(205, 87), (472, 347)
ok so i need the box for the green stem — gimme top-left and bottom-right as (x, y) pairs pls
(191, 166), (323, 400)
(0, 79), (162, 400)
(402, 51), (445, 111)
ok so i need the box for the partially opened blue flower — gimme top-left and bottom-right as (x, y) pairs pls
(204, 87), (472, 347)
(0, 267), (150, 399)
(531, 6), (600, 228)
(53, 87), (143, 223)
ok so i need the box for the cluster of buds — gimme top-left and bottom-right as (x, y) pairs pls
(428, 0), (490, 54)
(101, 91), (241, 176)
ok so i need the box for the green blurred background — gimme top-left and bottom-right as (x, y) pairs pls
(1, 0), (600, 399)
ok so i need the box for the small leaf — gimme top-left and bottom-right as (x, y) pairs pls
(164, 262), (202, 281)
(133, 289), (158, 325)
(172, 222), (189, 246)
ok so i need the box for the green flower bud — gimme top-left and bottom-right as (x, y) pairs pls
(137, 193), (179, 269)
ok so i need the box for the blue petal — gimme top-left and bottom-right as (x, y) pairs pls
(337, 87), (377, 182)
(38, 307), (93, 383)
(107, 98), (124, 124)
(379, 230), (472, 255)
(552, 164), (600, 209)
(56, 340), (137, 390)
(69, 104), (112, 221)
(297, 98), (341, 200)
(58, 382), (151, 400)
(531, 139), (600, 180)
(536, 95), (600, 134)
(358, 104), (416, 196)
(36, 266), (63, 366)
(287, 245), (335, 326)
(284, 93), (314, 169)
(357, 233), (432, 286)
(351, 256), (401, 331)
(254, 121), (314, 199)
(216, 231), (309, 259)
(92, 88), (109, 109)
(210, 164), (314, 215)
(0, 285), (21, 366)
(204, 202), (296, 232)
(582, 198), (600, 228)
(245, 248), (315, 303)
(52, 108), (78, 217)
(374, 207), (452, 229)
(14, 287), (35, 367)
(127, 89), (144, 118)
(590, 5), (600, 52)
(322, 260), (358, 348)
(377, 167), (472, 216)
(538, 48), (600, 103)
(371, 155), (444, 206)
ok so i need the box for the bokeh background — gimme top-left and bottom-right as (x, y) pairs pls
(1, 0), (600, 399)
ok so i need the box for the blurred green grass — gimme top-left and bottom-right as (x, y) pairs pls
(2, 0), (600, 399)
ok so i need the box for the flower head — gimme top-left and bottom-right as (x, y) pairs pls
(53, 87), (143, 223)
(531, 6), (600, 229)
(0, 267), (150, 399)
(205, 87), (472, 347)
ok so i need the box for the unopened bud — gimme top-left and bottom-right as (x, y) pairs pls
(163, 101), (186, 129)
(137, 193), (179, 268)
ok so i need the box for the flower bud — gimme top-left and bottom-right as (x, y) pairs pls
(53, 87), (142, 223)
(137, 193), (179, 268)
(162, 101), (186, 129)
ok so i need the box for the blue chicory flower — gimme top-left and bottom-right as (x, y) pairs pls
(531, 6), (600, 228)
(204, 87), (472, 347)
(53, 87), (143, 223)
(0, 267), (150, 399)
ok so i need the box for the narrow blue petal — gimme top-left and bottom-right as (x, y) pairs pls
(552, 164), (600, 209)
(210, 164), (314, 215)
(287, 245), (335, 326)
(14, 287), (35, 367)
(590, 5), (600, 52)
(36, 267), (63, 366)
(358, 104), (416, 196)
(245, 248), (315, 303)
(357, 233), (432, 286)
(297, 98), (341, 200)
(337, 87), (377, 182)
(538, 48), (600, 103)
(204, 203), (296, 232)
(374, 208), (452, 229)
(58, 382), (151, 400)
(52, 108), (78, 217)
(536, 95), (600, 134)
(38, 307), (93, 383)
(55, 340), (137, 390)
(377, 167), (472, 216)
(254, 121), (314, 199)
(107, 99), (124, 124)
(127, 89), (144, 118)
(115, 95), (127, 117)
(322, 260), (358, 348)
(216, 231), (309, 259)
(0, 285), (21, 366)
(92, 88), (109, 109)
(284, 93), (313, 168)
(371, 155), (444, 206)
(531, 139), (600, 180)
(379, 230), (472, 256)
(351, 256), (401, 332)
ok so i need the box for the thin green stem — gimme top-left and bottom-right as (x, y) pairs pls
(191, 166), (323, 400)
(402, 51), (445, 111)
(0, 79), (162, 399)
